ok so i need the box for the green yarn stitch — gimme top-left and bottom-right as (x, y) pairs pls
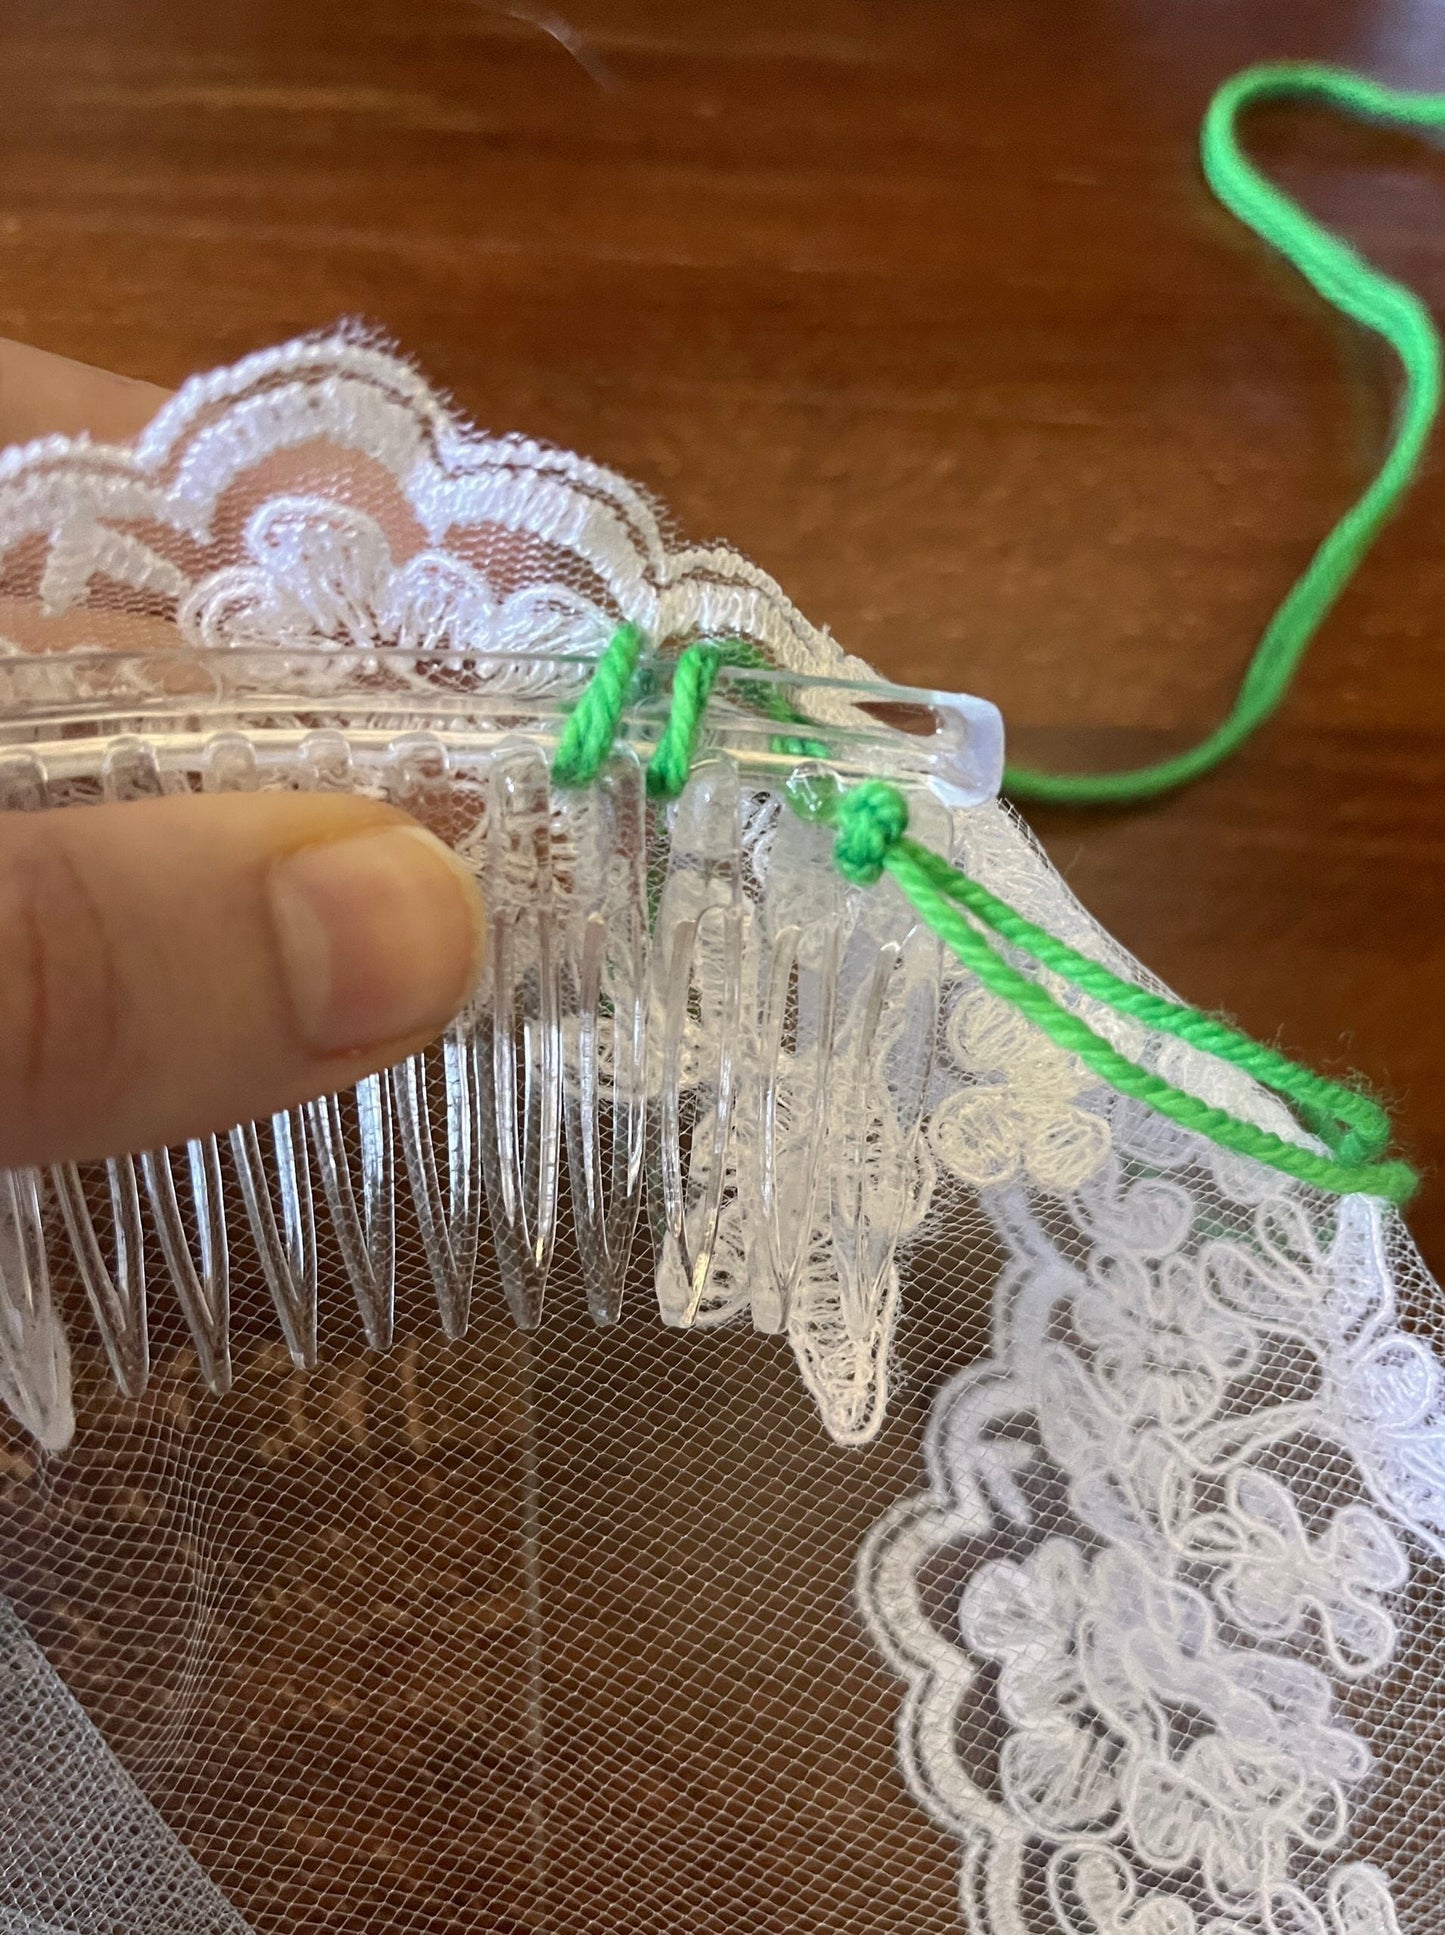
(554, 629), (827, 799)
(552, 621), (644, 788)
(645, 639), (829, 796)
(831, 780), (911, 887)
(1005, 63), (1445, 805)
(647, 644), (726, 797)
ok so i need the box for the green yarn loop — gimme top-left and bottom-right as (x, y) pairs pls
(552, 621), (644, 788)
(647, 643), (726, 797)
(882, 827), (1416, 1202)
(922, 855), (1394, 1165)
(1005, 62), (1445, 806)
(831, 780), (911, 886)
(790, 773), (1412, 1202)
(644, 639), (831, 797)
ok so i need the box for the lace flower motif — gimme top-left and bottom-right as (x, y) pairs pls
(1052, 1847), (1402, 1935)
(1197, 1472), (1407, 1679)
(1048, 1849), (1218, 1935)
(1204, 1194), (1445, 1553)
(959, 1541), (1370, 1913)
(179, 496), (606, 665)
(1071, 1250), (1257, 1433)
(928, 986), (1110, 1193)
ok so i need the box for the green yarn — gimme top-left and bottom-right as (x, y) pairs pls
(918, 854), (1392, 1163)
(831, 780), (912, 886)
(646, 643), (726, 797)
(548, 637), (1416, 1201)
(1005, 62), (1445, 806)
(552, 621), (644, 788)
(644, 640), (829, 797)
(539, 62), (1432, 1204)
(555, 630), (827, 800)
(787, 772), (1415, 1202)
(887, 834), (1416, 1201)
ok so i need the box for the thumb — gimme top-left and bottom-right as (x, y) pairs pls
(0, 792), (484, 1167)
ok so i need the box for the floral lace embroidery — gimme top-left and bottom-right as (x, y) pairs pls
(0, 327), (1323, 1461)
(857, 1150), (1433, 1934)
(180, 497), (611, 681)
(929, 986), (1112, 1192)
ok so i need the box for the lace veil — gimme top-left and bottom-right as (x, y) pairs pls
(0, 331), (1438, 1935)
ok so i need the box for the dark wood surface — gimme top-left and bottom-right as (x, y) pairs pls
(0, 0), (1441, 1254)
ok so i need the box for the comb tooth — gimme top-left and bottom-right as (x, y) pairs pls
(558, 749), (649, 1325)
(141, 1141), (231, 1393)
(652, 758), (744, 1329)
(295, 728), (353, 793)
(308, 1072), (396, 1353)
(396, 1030), (483, 1340)
(194, 733), (256, 1385)
(829, 815), (945, 1346)
(749, 804), (848, 1334)
(102, 736), (236, 1393)
(831, 941), (901, 1343)
(0, 759), (75, 1440)
(53, 1159), (150, 1398)
(387, 735), (484, 1340)
(0, 752), (49, 813)
(751, 922), (842, 1334)
(230, 1111), (318, 1370)
(479, 742), (562, 1332)
(289, 732), (391, 1345)
(751, 919), (802, 1329)
(0, 1169), (74, 1452)
(201, 731), (260, 795)
(43, 743), (152, 1400)
(101, 734), (166, 802)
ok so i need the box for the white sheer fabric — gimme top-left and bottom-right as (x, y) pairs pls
(0, 332), (1437, 1935)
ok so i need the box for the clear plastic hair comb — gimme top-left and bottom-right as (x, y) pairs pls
(0, 636), (1002, 1451)
(0, 332), (1442, 1935)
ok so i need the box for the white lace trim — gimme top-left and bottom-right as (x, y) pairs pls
(0, 330), (1439, 1932)
(857, 1145), (1434, 1934)
(0, 328), (872, 685)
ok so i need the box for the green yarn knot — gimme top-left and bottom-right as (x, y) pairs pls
(832, 780), (910, 886)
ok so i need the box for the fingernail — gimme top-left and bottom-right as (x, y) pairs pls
(269, 825), (484, 1055)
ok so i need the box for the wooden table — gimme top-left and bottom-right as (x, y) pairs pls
(1, 0), (1441, 1258)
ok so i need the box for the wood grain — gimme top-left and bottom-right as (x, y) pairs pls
(0, 0), (1441, 1252)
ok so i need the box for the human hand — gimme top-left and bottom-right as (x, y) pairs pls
(0, 340), (485, 1169)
